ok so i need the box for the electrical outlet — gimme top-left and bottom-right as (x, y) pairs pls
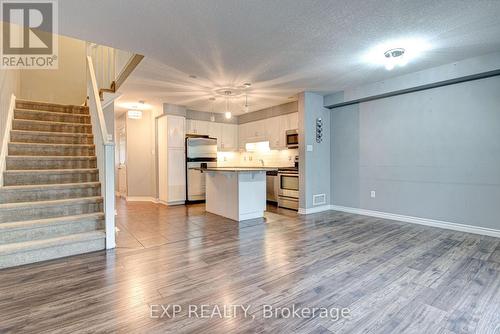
(370, 191), (376, 198)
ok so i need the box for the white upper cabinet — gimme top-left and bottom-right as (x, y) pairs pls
(221, 124), (238, 150)
(238, 112), (298, 150)
(208, 122), (222, 147)
(186, 119), (209, 136)
(238, 122), (250, 149)
(286, 112), (299, 131)
(186, 111), (298, 152)
(266, 115), (286, 149)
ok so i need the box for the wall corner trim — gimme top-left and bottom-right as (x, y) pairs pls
(330, 205), (500, 238)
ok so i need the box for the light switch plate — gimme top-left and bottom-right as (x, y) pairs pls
(307, 145), (313, 152)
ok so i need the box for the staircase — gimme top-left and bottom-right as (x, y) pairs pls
(0, 99), (106, 269)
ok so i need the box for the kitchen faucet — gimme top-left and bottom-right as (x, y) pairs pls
(259, 159), (264, 166)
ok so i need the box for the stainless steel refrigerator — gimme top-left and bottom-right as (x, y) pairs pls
(186, 135), (217, 202)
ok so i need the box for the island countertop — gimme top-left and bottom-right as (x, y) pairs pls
(191, 167), (279, 172)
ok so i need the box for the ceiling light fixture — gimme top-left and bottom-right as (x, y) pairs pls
(127, 110), (142, 119)
(384, 48), (406, 70)
(363, 38), (431, 70)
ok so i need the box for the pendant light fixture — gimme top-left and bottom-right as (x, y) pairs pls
(244, 93), (249, 113)
(209, 97), (216, 122)
(224, 96), (231, 119)
(243, 83), (251, 113)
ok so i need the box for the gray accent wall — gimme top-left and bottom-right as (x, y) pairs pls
(330, 75), (500, 230)
(299, 92), (331, 210)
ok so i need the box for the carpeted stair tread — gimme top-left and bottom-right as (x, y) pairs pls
(0, 231), (105, 256)
(0, 196), (103, 210)
(0, 213), (104, 232)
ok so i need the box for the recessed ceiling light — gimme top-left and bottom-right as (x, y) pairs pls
(243, 83), (251, 88)
(189, 75), (197, 79)
(208, 97), (216, 101)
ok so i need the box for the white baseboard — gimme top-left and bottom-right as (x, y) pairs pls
(298, 205), (331, 215)
(330, 205), (500, 238)
(125, 196), (156, 202)
(156, 199), (186, 206)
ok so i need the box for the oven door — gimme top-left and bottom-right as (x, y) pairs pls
(278, 173), (299, 198)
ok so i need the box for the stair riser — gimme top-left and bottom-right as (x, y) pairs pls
(0, 219), (104, 244)
(0, 186), (100, 204)
(0, 237), (104, 269)
(8, 144), (95, 156)
(14, 110), (90, 124)
(3, 172), (98, 186)
(6, 158), (97, 170)
(15, 102), (89, 115)
(11, 131), (94, 144)
(0, 202), (103, 223)
(13, 120), (92, 134)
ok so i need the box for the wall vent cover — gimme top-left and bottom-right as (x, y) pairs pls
(313, 194), (327, 206)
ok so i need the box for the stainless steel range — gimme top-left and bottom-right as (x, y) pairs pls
(278, 156), (299, 210)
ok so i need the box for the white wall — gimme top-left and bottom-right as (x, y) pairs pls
(0, 69), (21, 146)
(20, 35), (87, 105)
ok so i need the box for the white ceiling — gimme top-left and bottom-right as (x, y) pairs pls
(59, 0), (500, 114)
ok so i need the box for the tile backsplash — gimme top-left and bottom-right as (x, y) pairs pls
(217, 149), (298, 167)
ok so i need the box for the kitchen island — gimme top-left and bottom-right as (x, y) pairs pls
(197, 167), (277, 221)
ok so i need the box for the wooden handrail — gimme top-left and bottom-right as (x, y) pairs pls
(113, 54), (144, 91)
(87, 55), (112, 145)
(98, 53), (144, 100)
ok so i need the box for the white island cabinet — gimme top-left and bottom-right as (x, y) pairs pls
(203, 168), (275, 221)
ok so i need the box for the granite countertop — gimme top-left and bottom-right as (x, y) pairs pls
(191, 167), (279, 172)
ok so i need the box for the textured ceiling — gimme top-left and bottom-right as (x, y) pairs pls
(58, 0), (500, 114)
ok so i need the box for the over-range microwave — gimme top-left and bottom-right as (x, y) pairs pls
(286, 129), (298, 149)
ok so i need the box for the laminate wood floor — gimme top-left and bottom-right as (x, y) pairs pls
(0, 199), (499, 334)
